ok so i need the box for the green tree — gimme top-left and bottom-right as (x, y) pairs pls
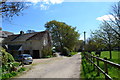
(45, 20), (80, 55)
(74, 40), (84, 52)
(85, 36), (105, 52)
(91, 22), (116, 59)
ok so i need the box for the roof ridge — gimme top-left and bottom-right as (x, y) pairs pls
(26, 31), (48, 41)
(3, 30), (48, 42)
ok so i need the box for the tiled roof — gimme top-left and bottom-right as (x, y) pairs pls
(3, 35), (18, 42)
(3, 31), (48, 43)
(0, 31), (14, 38)
(12, 33), (36, 42)
(26, 31), (48, 41)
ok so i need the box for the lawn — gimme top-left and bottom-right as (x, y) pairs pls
(92, 51), (120, 64)
(81, 51), (120, 80)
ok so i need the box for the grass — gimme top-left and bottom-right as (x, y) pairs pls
(81, 51), (120, 80)
(92, 51), (120, 64)
(81, 56), (105, 80)
(1, 62), (32, 80)
(69, 52), (78, 56)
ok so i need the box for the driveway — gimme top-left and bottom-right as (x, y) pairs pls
(15, 53), (81, 78)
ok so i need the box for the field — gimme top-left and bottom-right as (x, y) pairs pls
(100, 51), (120, 64)
(81, 51), (120, 80)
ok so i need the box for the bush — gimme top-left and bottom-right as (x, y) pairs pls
(62, 47), (70, 56)
(1, 49), (14, 65)
(7, 53), (14, 62)
(45, 55), (53, 58)
(2, 67), (26, 80)
(18, 67), (26, 72)
(2, 73), (11, 79)
(11, 71), (17, 76)
(69, 52), (77, 56)
(13, 62), (20, 67)
(42, 47), (52, 58)
(1, 48), (20, 73)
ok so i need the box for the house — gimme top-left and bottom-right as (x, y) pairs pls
(2, 31), (52, 58)
(0, 31), (14, 46)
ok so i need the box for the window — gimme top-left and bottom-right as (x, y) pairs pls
(43, 38), (48, 46)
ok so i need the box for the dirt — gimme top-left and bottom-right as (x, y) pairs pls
(14, 53), (81, 78)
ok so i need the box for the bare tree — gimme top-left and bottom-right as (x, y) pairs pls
(104, 1), (120, 40)
(100, 22), (115, 59)
(0, 0), (28, 18)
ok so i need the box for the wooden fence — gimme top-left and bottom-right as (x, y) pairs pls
(83, 52), (120, 80)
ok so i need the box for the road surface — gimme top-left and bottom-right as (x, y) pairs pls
(16, 53), (81, 78)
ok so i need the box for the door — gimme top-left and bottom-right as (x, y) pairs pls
(33, 50), (40, 59)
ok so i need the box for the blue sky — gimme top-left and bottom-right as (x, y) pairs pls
(2, 2), (116, 40)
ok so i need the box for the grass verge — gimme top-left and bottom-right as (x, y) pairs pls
(2, 67), (26, 80)
(80, 51), (120, 80)
(1, 64), (32, 80)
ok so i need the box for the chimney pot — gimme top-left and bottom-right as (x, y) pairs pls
(20, 31), (24, 35)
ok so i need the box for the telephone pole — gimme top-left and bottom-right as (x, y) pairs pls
(84, 31), (86, 45)
(84, 31), (86, 51)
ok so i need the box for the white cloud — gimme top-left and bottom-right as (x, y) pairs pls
(26, 0), (64, 4)
(49, 0), (64, 4)
(28, 0), (41, 4)
(96, 15), (115, 21)
(6, 0), (119, 2)
(40, 4), (49, 10)
(25, 0), (64, 10)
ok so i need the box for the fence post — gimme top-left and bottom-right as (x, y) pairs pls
(90, 54), (92, 66)
(93, 55), (95, 70)
(97, 55), (100, 76)
(104, 57), (108, 80)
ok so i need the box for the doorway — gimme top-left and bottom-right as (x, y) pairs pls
(33, 50), (40, 59)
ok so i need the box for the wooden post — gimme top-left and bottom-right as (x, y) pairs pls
(91, 54), (92, 66)
(93, 55), (95, 70)
(83, 31), (86, 51)
(104, 57), (108, 80)
(97, 56), (100, 76)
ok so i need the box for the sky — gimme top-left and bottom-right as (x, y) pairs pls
(2, 0), (118, 40)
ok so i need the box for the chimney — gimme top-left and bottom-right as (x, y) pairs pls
(20, 31), (24, 35)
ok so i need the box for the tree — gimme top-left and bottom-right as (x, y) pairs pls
(85, 35), (105, 52)
(74, 40), (84, 52)
(0, 0), (28, 18)
(0, 27), (2, 30)
(91, 22), (116, 59)
(104, 1), (120, 41)
(45, 20), (80, 55)
(26, 30), (36, 33)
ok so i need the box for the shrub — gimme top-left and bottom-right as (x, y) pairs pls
(1, 49), (14, 65)
(62, 47), (70, 56)
(69, 52), (77, 56)
(7, 53), (14, 62)
(18, 67), (26, 72)
(11, 71), (17, 76)
(45, 55), (53, 58)
(2, 67), (26, 80)
(1, 48), (20, 73)
(2, 73), (10, 79)
(13, 62), (20, 67)
(42, 47), (52, 58)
